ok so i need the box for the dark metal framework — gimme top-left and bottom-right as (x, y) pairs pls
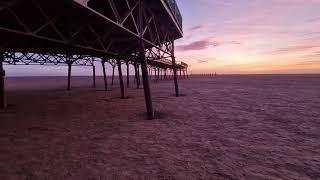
(0, 0), (188, 119)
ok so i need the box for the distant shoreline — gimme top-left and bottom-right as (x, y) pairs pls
(191, 73), (320, 76)
(3, 73), (320, 78)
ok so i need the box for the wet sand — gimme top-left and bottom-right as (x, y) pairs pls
(0, 75), (320, 179)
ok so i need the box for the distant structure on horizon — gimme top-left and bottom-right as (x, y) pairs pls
(0, 0), (189, 119)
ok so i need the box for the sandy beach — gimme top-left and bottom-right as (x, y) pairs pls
(0, 75), (319, 179)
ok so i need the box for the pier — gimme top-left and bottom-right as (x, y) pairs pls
(0, 0), (188, 119)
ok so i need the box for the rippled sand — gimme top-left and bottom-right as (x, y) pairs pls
(0, 75), (319, 179)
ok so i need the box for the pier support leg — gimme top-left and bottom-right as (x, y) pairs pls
(111, 65), (115, 86)
(0, 52), (6, 109)
(172, 40), (179, 97)
(137, 65), (141, 87)
(126, 62), (130, 88)
(137, 0), (153, 119)
(172, 70), (174, 79)
(186, 68), (189, 79)
(67, 63), (72, 91)
(149, 68), (152, 80)
(134, 63), (139, 88)
(133, 64), (136, 84)
(139, 46), (154, 120)
(66, 56), (73, 91)
(117, 60), (125, 99)
(92, 65), (96, 88)
(164, 69), (167, 80)
(134, 63), (139, 89)
(102, 61), (108, 91)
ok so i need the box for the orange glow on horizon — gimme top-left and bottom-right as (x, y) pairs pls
(175, 0), (320, 74)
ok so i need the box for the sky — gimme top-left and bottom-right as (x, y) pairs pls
(175, 0), (320, 74)
(5, 0), (320, 76)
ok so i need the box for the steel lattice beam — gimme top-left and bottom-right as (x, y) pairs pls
(0, 0), (183, 61)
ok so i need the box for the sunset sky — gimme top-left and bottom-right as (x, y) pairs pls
(5, 0), (320, 76)
(175, 0), (320, 74)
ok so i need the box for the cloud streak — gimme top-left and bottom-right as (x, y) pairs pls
(197, 59), (209, 64)
(263, 45), (319, 56)
(176, 40), (219, 51)
(188, 25), (203, 32)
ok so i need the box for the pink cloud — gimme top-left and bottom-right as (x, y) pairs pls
(176, 40), (219, 51)
(188, 25), (203, 32)
(263, 45), (319, 55)
(307, 17), (320, 23)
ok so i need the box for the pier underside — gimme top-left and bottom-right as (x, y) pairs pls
(0, 0), (187, 119)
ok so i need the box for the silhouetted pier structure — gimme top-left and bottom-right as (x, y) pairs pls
(0, 0), (187, 119)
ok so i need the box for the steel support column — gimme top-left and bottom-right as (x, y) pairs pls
(0, 52), (6, 109)
(139, 47), (154, 119)
(92, 65), (96, 88)
(138, 0), (154, 119)
(164, 69), (167, 80)
(117, 60), (125, 99)
(66, 55), (72, 91)
(126, 62), (129, 88)
(102, 60), (108, 91)
(172, 40), (179, 97)
(111, 65), (115, 86)
(149, 68), (152, 80)
(134, 63), (139, 88)
(137, 64), (141, 87)
(186, 68), (189, 79)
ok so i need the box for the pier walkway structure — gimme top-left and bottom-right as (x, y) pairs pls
(0, 0), (188, 119)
